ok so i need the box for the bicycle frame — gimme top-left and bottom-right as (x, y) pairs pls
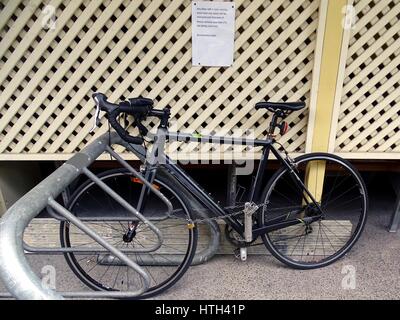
(139, 127), (322, 241)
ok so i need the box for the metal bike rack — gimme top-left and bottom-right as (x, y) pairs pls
(0, 132), (220, 299)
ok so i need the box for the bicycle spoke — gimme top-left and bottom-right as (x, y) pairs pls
(262, 156), (366, 267)
(135, 238), (171, 277)
(133, 242), (157, 287)
(267, 205), (304, 212)
(285, 227), (305, 255)
(62, 170), (196, 297)
(322, 184), (358, 209)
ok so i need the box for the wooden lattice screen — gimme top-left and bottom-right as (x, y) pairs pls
(0, 0), (320, 160)
(334, 0), (400, 158)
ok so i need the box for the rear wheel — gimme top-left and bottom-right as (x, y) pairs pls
(60, 168), (198, 298)
(259, 153), (368, 269)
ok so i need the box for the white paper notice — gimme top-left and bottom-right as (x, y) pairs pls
(192, 1), (235, 67)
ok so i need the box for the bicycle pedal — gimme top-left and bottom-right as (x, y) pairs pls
(234, 247), (248, 261)
(240, 247), (247, 261)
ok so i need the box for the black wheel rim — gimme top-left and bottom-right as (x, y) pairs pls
(60, 171), (196, 297)
(261, 155), (367, 267)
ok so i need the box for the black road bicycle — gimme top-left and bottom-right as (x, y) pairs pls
(60, 93), (368, 298)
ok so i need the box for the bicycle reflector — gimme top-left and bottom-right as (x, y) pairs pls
(279, 121), (289, 136)
(130, 177), (160, 190)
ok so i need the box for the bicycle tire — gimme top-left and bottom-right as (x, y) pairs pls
(259, 153), (368, 269)
(60, 168), (198, 299)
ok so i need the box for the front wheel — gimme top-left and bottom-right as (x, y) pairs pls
(259, 153), (368, 269)
(60, 168), (198, 298)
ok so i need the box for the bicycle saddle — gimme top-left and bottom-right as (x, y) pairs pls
(255, 101), (306, 112)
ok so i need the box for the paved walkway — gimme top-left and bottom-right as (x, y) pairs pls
(1, 188), (399, 299)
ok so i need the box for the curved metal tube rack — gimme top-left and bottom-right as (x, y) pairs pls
(0, 132), (220, 299)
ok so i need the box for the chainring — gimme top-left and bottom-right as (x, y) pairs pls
(224, 222), (257, 248)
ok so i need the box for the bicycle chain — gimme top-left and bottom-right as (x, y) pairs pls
(168, 203), (268, 227)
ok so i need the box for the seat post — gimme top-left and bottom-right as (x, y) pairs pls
(268, 113), (278, 135)
(268, 110), (285, 136)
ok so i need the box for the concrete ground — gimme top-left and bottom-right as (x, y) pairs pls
(1, 179), (400, 300)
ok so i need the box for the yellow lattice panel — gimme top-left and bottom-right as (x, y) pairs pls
(0, 0), (319, 160)
(335, 0), (400, 156)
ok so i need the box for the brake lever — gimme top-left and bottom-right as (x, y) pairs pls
(90, 98), (101, 133)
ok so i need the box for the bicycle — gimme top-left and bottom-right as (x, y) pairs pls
(60, 93), (368, 298)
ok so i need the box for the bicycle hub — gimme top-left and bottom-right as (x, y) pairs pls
(123, 222), (139, 243)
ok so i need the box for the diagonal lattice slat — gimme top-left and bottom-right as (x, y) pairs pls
(0, 0), (319, 160)
(335, 0), (400, 154)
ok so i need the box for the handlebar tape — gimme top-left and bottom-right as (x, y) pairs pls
(108, 109), (144, 145)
